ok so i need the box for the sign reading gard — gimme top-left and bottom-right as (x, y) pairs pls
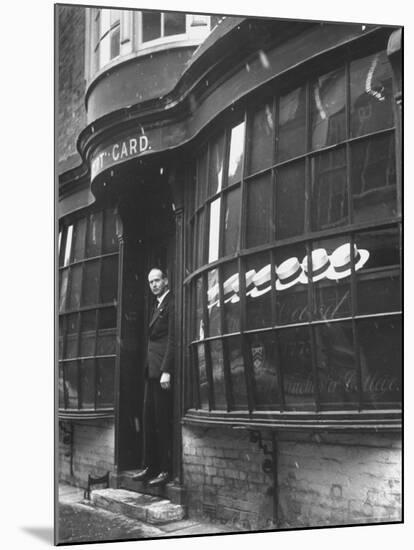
(90, 133), (150, 181)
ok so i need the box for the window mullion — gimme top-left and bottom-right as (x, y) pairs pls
(218, 265), (233, 410)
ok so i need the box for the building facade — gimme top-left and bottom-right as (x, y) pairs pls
(57, 5), (402, 530)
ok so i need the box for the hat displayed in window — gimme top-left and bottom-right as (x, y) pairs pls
(250, 264), (272, 297)
(302, 248), (334, 282)
(207, 282), (219, 309)
(327, 242), (370, 280)
(245, 269), (256, 297)
(224, 273), (239, 303)
(276, 257), (307, 290)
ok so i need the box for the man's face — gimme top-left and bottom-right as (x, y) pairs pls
(148, 269), (168, 297)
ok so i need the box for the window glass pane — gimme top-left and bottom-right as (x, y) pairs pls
(59, 269), (69, 313)
(99, 307), (117, 329)
(311, 147), (348, 231)
(82, 260), (100, 306)
(275, 244), (308, 325)
(97, 357), (115, 407)
(358, 316), (401, 409)
(101, 255), (118, 304)
(97, 330), (116, 355)
(249, 332), (281, 409)
(246, 252), (272, 330)
(99, 34), (110, 68)
(80, 310), (97, 357)
(210, 340), (226, 410)
(279, 326), (314, 411)
(227, 121), (245, 186)
(64, 361), (79, 408)
(208, 198), (221, 263)
(64, 224), (73, 266)
(110, 26), (120, 59)
(194, 276), (204, 340)
(197, 343), (209, 410)
(208, 132), (225, 197)
(227, 336), (247, 409)
(222, 262), (240, 334)
(86, 211), (103, 258)
(223, 188), (240, 256)
(278, 85), (306, 162)
(355, 228), (401, 315)
(196, 146), (208, 207)
(68, 265), (82, 310)
(276, 160), (305, 239)
(59, 317), (64, 359)
(246, 173), (273, 248)
(311, 67), (346, 150)
(164, 12), (186, 36)
(103, 208), (118, 254)
(110, 9), (121, 25)
(351, 133), (397, 223)
(207, 269), (221, 337)
(314, 321), (358, 410)
(64, 312), (80, 359)
(72, 218), (87, 262)
(350, 51), (394, 138)
(59, 364), (65, 408)
(80, 359), (95, 409)
(311, 237), (352, 321)
(248, 102), (274, 174)
(142, 11), (161, 42)
(195, 210), (205, 268)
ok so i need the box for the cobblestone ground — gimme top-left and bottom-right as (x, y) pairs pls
(57, 501), (164, 543)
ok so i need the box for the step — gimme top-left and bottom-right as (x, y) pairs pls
(120, 470), (186, 505)
(91, 488), (185, 525)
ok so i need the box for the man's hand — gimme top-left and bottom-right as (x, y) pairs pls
(160, 372), (171, 390)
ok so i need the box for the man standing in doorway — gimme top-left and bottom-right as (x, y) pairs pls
(133, 268), (174, 487)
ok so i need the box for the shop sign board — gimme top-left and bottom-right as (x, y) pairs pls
(91, 132), (152, 181)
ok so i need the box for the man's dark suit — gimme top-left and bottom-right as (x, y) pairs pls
(142, 291), (174, 475)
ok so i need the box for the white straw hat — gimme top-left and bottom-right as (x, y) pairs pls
(327, 242), (370, 280)
(250, 264), (272, 298)
(276, 257), (307, 290)
(302, 248), (334, 282)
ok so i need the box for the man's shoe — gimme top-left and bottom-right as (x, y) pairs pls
(148, 472), (169, 487)
(132, 467), (150, 481)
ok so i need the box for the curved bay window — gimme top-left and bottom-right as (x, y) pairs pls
(58, 207), (119, 417)
(185, 48), (401, 426)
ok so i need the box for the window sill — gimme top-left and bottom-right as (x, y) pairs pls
(58, 408), (114, 420)
(182, 408), (401, 431)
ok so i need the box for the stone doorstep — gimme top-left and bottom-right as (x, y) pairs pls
(91, 488), (185, 525)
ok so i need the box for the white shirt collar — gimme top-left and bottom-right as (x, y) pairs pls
(157, 289), (170, 306)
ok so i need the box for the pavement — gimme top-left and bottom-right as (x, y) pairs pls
(57, 483), (234, 544)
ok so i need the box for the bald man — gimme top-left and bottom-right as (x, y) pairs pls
(133, 268), (174, 487)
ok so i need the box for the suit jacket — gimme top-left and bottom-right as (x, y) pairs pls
(147, 292), (174, 378)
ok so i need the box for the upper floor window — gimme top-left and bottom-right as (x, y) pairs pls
(89, 8), (212, 78)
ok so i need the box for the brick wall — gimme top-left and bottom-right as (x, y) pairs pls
(182, 425), (401, 530)
(59, 420), (115, 488)
(57, 5), (87, 174)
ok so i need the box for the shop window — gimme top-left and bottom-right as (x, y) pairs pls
(311, 67), (346, 150)
(248, 332), (281, 409)
(311, 146), (348, 231)
(209, 339), (226, 410)
(58, 207), (119, 415)
(185, 47), (400, 422)
(351, 133), (397, 223)
(350, 51), (394, 138)
(275, 161), (305, 239)
(246, 172), (273, 248)
(248, 101), (274, 174)
(278, 85), (306, 162)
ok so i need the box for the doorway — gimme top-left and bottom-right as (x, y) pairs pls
(114, 167), (175, 475)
